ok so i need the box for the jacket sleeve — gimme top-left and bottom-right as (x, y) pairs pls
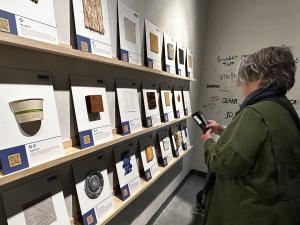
(205, 107), (268, 177)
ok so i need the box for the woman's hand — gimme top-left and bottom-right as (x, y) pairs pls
(201, 129), (212, 142)
(206, 120), (224, 135)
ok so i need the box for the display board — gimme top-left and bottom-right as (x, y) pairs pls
(145, 19), (161, 70)
(0, 0), (58, 44)
(72, 0), (112, 57)
(182, 84), (192, 116)
(163, 33), (177, 74)
(176, 42), (186, 76)
(157, 127), (173, 167)
(70, 75), (113, 149)
(116, 80), (142, 135)
(142, 82), (161, 127)
(0, 69), (64, 175)
(118, 0), (142, 65)
(170, 123), (183, 157)
(160, 83), (175, 122)
(186, 48), (193, 78)
(3, 173), (69, 225)
(139, 133), (159, 181)
(73, 153), (114, 225)
(179, 120), (190, 151)
(114, 140), (141, 201)
(173, 85), (184, 118)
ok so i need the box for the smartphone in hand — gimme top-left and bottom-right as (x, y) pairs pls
(192, 111), (209, 133)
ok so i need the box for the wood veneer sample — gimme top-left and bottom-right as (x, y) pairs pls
(179, 48), (184, 65)
(145, 146), (154, 162)
(85, 95), (104, 113)
(82, 0), (105, 34)
(167, 43), (174, 60)
(124, 17), (136, 44)
(149, 32), (159, 54)
(188, 55), (193, 68)
(147, 92), (157, 110)
(164, 92), (171, 106)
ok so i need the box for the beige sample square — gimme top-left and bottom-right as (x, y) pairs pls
(124, 17), (136, 44)
(145, 146), (154, 162)
(82, 0), (105, 34)
(188, 55), (193, 68)
(149, 32), (159, 53)
(0, 17), (10, 33)
(8, 153), (22, 168)
(164, 92), (171, 106)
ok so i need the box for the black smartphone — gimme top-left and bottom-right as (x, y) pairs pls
(192, 111), (209, 133)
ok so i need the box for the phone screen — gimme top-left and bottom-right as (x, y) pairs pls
(192, 111), (209, 133)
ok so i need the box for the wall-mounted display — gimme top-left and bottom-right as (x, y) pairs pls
(160, 83), (175, 122)
(0, 69), (64, 175)
(118, 0), (142, 65)
(139, 133), (159, 181)
(182, 88), (192, 116)
(117, 80), (142, 135)
(71, 75), (113, 149)
(0, 0), (58, 44)
(180, 120), (191, 150)
(142, 82), (161, 127)
(173, 86), (185, 118)
(73, 153), (114, 225)
(170, 123), (183, 157)
(145, 19), (161, 70)
(186, 48), (193, 77)
(176, 42), (186, 76)
(114, 140), (141, 200)
(163, 33), (177, 74)
(3, 173), (69, 225)
(72, 0), (112, 57)
(157, 127), (173, 167)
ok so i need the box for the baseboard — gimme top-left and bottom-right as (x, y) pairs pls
(190, 169), (207, 177)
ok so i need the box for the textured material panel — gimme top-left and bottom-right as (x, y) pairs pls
(82, 0), (105, 34)
(85, 95), (104, 113)
(147, 92), (157, 109)
(167, 43), (174, 60)
(124, 17), (136, 44)
(164, 92), (171, 106)
(149, 32), (159, 53)
(179, 48), (184, 65)
(145, 146), (154, 162)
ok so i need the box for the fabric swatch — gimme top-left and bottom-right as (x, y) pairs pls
(82, 0), (105, 34)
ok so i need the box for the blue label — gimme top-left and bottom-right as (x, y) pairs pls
(121, 49), (129, 62)
(147, 58), (153, 68)
(145, 169), (152, 181)
(166, 65), (170, 73)
(164, 113), (169, 122)
(121, 184), (130, 201)
(162, 157), (168, 167)
(121, 121), (131, 135)
(79, 129), (94, 149)
(82, 208), (97, 225)
(0, 145), (29, 175)
(0, 9), (18, 35)
(76, 35), (92, 53)
(146, 116), (153, 127)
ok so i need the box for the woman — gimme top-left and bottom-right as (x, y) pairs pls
(201, 46), (300, 225)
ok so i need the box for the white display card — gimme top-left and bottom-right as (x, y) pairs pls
(0, 0), (58, 44)
(179, 120), (191, 151)
(142, 82), (161, 127)
(3, 173), (69, 225)
(173, 88), (185, 118)
(183, 90), (192, 116)
(72, 0), (112, 57)
(118, 0), (142, 65)
(0, 69), (64, 175)
(163, 33), (177, 74)
(145, 19), (161, 70)
(70, 75), (113, 149)
(157, 127), (173, 167)
(170, 123), (183, 157)
(176, 42), (186, 76)
(160, 83), (175, 122)
(113, 140), (141, 200)
(116, 80), (142, 135)
(186, 48), (193, 78)
(73, 153), (114, 225)
(139, 133), (159, 181)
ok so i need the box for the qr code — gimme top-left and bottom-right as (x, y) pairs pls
(0, 17), (10, 33)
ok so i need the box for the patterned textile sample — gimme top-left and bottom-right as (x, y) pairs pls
(82, 0), (105, 34)
(84, 170), (104, 199)
(149, 32), (159, 53)
(162, 137), (171, 152)
(124, 17), (136, 44)
(167, 43), (174, 60)
(175, 131), (182, 149)
(121, 151), (133, 175)
(147, 92), (157, 110)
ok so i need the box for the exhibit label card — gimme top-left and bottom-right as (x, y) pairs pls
(114, 141), (141, 201)
(73, 154), (114, 225)
(171, 132), (184, 157)
(0, 69), (64, 175)
(160, 84), (175, 122)
(183, 90), (192, 116)
(159, 136), (173, 166)
(174, 90), (184, 118)
(72, 0), (112, 57)
(71, 75), (113, 149)
(0, 0), (58, 44)
(186, 48), (193, 78)
(118, 0), (142, 65)
(142, 85), (161, 127)
(3, 173), (69, 225)
(145, 19), (161, 70)
(140, 145), (159, 181)
(163, 33), (176, 74)
(176, 42), (186, 76)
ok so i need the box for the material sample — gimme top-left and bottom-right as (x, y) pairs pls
(82, 0), (105, 34)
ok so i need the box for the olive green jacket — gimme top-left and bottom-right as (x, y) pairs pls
(204, 98), (300, 225)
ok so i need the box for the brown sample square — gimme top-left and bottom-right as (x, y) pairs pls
(0, 17), (10, 33)
(167, 43), (174, 60)
(164, 92), (171, 106)
(177, 94), (181, 103)
(8, 153), (22, 168)
(124, 17), (136, 44)
(147, 92), (157, 110)
(149, 32), (159, 53)
(85, 95), (104, 113)
(175, 131), (182, 148)
(82, 0), (105, 34)
(179, 48), (184, 65)
(188, 55), (193, 68)
(145, 146), (154, 162)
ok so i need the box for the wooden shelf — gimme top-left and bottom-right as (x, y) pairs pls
(0, 116), (191, 186)
(0, 32), (196, 82)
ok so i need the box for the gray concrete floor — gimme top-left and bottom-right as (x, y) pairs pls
(150, 174), (205, 225)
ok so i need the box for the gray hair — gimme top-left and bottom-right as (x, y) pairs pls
(237, 46), (296, 91)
